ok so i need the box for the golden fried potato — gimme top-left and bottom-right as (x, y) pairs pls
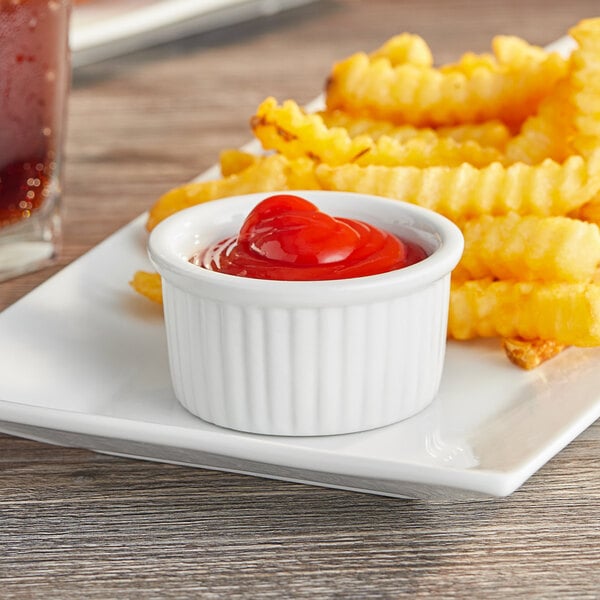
(362, 135), (503, 167)
(439, 51), (497, 76)
(436, 121), (511, 151)
(502, 338), (567, 370)
(319, 109), (414, 139)
(442, 35), (552, 76)
(569, 18), (600, 158)
(315, 151), (600, 221)
(220, 149), (259, 176)
(325, 36), (567, 127)
(454, 214), (600, 282)
(130, 271), (163, 304)
(449, 279), (600, 346)
(251, 97), (373, 165)
(146, 154), (320, 231)
(505, 79), (575, 164)
(369, 33), (433, 67)
(252, 97), (503, 167)
(570, 195), (600, 224)
(319, 110), (511, 150)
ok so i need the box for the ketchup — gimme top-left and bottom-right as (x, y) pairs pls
(192, 194), (427, 281)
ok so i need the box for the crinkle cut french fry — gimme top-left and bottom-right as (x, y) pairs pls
(369, 33), (433, 67)
(570, 195), (600, 225)
(363, 135), (503, 168)
(130, 271), (163, 304)
(319, 109), (416, 140)
(252, 98), (503, 167)
(146, 154), (320, 231)
(315, 151), (600, 221)
(319, 110), (511, 150)
(251, 97), (373, 165)
(441, 35), (555, 76)
(569, 18), (600, 158)
(219, 149), (259, 177)
(449, 279), (600, 346)
(325, 36), (568, 127)
(439, 51), (497, 76)
(435, 121), (510, 151)
(502, 338), (567, 370)
(454, 214), (600, 282)
(505, 79), (575, 164)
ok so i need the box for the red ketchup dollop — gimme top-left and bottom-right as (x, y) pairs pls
(191, 194), (428, 281)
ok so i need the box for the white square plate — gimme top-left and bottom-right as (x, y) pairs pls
(1, 35), (596, 502)
(1, 210), (599, 500)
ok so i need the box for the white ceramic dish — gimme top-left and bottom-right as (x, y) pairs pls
(1, 188), (599, 498)
(1, 34), (595, 501)
(71, 0), (319, 67)
(149, 191), (463, 436)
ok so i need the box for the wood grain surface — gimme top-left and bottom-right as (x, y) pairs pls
(2, 1), (600, 598)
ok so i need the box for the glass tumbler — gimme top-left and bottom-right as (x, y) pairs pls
(0, 0), (71, 281)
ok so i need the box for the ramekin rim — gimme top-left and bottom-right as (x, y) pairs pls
(148, 191), (464, 298)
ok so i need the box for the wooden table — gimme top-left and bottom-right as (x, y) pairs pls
(2, 1), (600, 597)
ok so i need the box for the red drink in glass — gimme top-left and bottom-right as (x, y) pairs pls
(0, 0), (70, 280)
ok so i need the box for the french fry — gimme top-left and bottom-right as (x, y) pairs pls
(319, 110), (511, 150)
(454, 213), (600, 282)
(505, 79), (575, 164)
(369, 33), (433, 67)
(502, 338), (567, 370)
(439, 51), (497, 76)
(219, 149), (259, 176)
(325, 36), (567, 127)
(449, 279), (600, 346)
(315, 151), (600, 221)
(251, 97), (373, 165)
(569, 18), (600, 158)
(435, 121), (510, 151)
(252, 97), (503, 167)
(570, 195), (600, 224)
(130, 271), (163, 304)
(319, 109), (418, 140)
(360, 136), (503, 167)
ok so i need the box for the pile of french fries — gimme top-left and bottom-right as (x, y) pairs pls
(132, 18), (600, 369)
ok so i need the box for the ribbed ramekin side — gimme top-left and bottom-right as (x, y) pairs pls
(381, 275), (450, 425)
(162, 275), (450, 436)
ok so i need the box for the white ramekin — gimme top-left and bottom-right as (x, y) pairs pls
(148, 190), (463, 436)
